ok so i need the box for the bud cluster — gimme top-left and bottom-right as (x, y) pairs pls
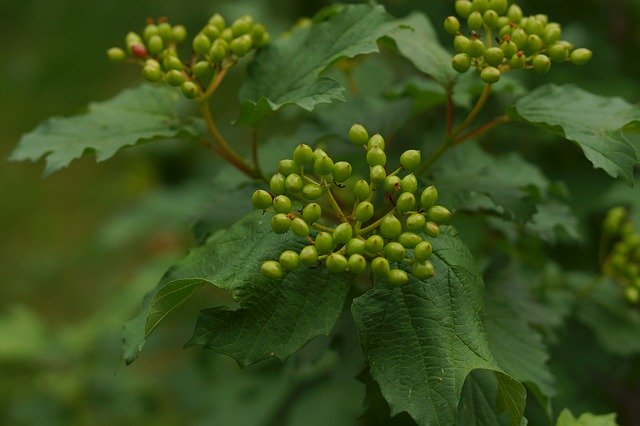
(251, 124), (453, 286)
(107, 14), (269, 99)
(602, 207), (640, 304)
(446, 0), (592, 84)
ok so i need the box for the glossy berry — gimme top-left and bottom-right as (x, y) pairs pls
(285, 173), (304, 193)
(270, 173), (286, 195)
(488, 0), (507, 14)
(230, 34), (253, 57)
(412, 261), (435, 280)
(367, 134), (385, 150)
(278, 159), (299, 176)
(142, 65), (162, 82)
(570, 48), (592, 65)
(203, 24), (220, 40)
(401, 174), (418, 194)
(192, 61), (212, 78)
(396, 192), (416, 213)
(366, 147), (386, 167)
(165, 70), (186, 87)
(279, 250), (300, 270)
(314, 155), (334, 176)
(349, 124), (369, 146)
(385, 242), (406, 262)
(353, 179), (371, 201)
(232, 16), (253, 37)
(507, 4), (523, 22)
(388, 269), (408, 286)
(414, 241), (433, 262)
(273, 195), (292, 213)
(302, 183), (323, 200)
(548, 43), (569, 62)
(532, 54), (551, 74)
(483, 10), (499, 29)
(480, 66), (501, 84)
(209, 40), (228, 63)
(315, 232), (334, 254)
(271, 214), (291, 234)
(251, 189), (272, 209)
(510, 51), (527, 69)
(399, 232), (422, 249)
(332, 161), (352, 182)
(365, 235), (384, 254)
(300, 245), (319, 267)
(467, 11), (483, 31)
(455, 0), (473, 19)
(542, 23), (562, 45)
(148, 35), (164, 54)
(425, 221), (440, 238)
(500, 40), (518, 58)
(454, 35), (471, 53)
(293, 144), (314, 165)
(483, 47), (504, 66)
(468, 38), (485, 58)
(291, 217), (310, 237)
(193, 33), (211, 55)
(383, 176), (402, 193)
(355, 201), (375, 223)
(472, 0), (489, 12)
(370, 165), (386, 184)
(346, 238), (366, 255)
(525, 34), (543, 54)
(420, 186), (438, 208)
(326, 253), (348, 273)
(348, 254), (367, 274)
(444, 16), (461, 35)
(107, 47), (126, 62)
(333, 223), (353, 245)
(371, 257), (391, 277)
(380, 215), (403, 239)
(428, 205), (452, 224)
(181, 81), (200, 99)
(131, 43), (148, 58)
(452, 53), (472, 73)
(302, 203), (322, 224)
(163, 55), (184, 71)
(261, 260), (283, 279)
(510, 28), (527, 49)
(209, 14), (226, 31)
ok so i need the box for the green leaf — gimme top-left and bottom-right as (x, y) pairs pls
(351, 226), (526, 425)
(507, 84), (640, 184)
(9, 84), (194, 175)
(556, 409), (618, 426)
(457, 369), (527, 426)
(237, 3), (400, 126)
(385, 12), (457, 86)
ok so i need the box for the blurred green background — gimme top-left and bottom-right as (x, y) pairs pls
(1, 0), (639, 424)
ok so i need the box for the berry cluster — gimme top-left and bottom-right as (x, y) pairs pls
(107, 14), (269, 99)
(602, 207), (640, 304)
(445, 0), (592, 84)
(251, 124), (452, 286)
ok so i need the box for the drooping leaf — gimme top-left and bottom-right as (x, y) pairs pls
(237, 3), (400, 126)
(385, 12), (457, 87)
(507, 84), (640, 184)
(10, 84), (195, 175)
(556, 409), (618, 426)
(351, 226), (526, 425)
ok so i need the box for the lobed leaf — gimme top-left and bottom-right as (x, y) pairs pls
(9, 85), (195, 175)
(556, 409), (618, 426)
(507, 84), (640, 185)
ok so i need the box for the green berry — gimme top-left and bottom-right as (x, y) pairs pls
(332, 161), (352, 182)
(279, 250), (300, 271)
(548, 43), (569, 62)
(293, 144), (314, 165)
(148, 35), (164, 55)
(126, 31), (142, 47)
(524, 17), (544, 36)
(510, 51), (527, 69)
(285, 173), (303, 193)
(428, 205), (452, 224)
(181, 81), (200, 99)
(157, 23), (173, 41)
(401, 174), (418, 194)
(302, 183), (323, 200)
(203, 24), (221, 40)
(532, 54), (551, 74)
(484, 47), (505, 66)
(231, 15), (253, 37)
(444, 16), (461, 35)
(371, 257), (391, 277)
(273, 195), (292, 213)
(355, 201), (375, 222)
(143, 24), (159, 41)
(291, 217), (310, 237)
(251, 189), (272, 209)
(472, 0), (489, 12)
(511, 28), (527, 49)
(107, 47), (126, 62)
(192, 61), (212, 78)
(388, 269), (408, 286)
(500, 40), (518, 58)
(209, 39), (228, 63)
(420, 186), (438, 208)
(542, 23), (562, 45)
(483, 10), (499, 29)
(400, 150), (421, 171)
(142, 65), (162, 82)
(414, 241), (433, 262)
(220, 28), (234, 42)
(480, 66), (501, 84)
(302, 203), (322, 224)
(467, 11), (483, 31)
(314, 155), (334, 176)
(406, 213), (426, 231)
(251, 23), (267, 45)
(454, 35), (471, 53)
(261, 260), (283, 279)
(271, 213), (291, 234)
(193, 33), (211, 55)
(326, 253), (348, 273)
(366, 147), (387, 167)
(348, 254), (367, 274)
(164, 69), (185, 87)
(346, 238), (366, 255)
(399, 232), (422, 248)
(385, 242), (406, 262)
(370, 165), (386, 185)
(163, 55), (184, 70)
(384, 175), (402, 193)
(468, 38), (486, 58)
(396, 192), (416, 213)
(507, 4), (523, 22)
(349, 124), (369, 146)
(270, 173), (286, 195)
(570, 48), (592, 65)
(333, 223), (353, 245)
(488, 0), (507, 14)
(452, 53), (472, 73)
(365, 235), (384, 254)
(315, 232), (334, 254)
(278, 159), (298, 176)
(300, 245), (319, 267)
(525, 34), (543, 54)
(455, 0), (473, 19)
(172, 25), (187, 43)
(209, 13), (226, 31)
(497, 16), (510, 28)
(412, 261), (435, 280)
(425, 221), (440, 237)
(367, 134), (385, 150)
(353, 179), (371, 201)
(230, 34), (253, 57)
(380, 214), (403, 239)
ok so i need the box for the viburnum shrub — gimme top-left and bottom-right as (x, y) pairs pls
(9, 1), (640, 424)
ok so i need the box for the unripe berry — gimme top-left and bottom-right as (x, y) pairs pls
(472, 0), (489, 13)
(428, 205), (452, 224)
(399, 150), (421, 171)
(143, 24), (159, 41)
(525, 34), (543, 54)
(483, 10), (499, 29)
(367, 134), (385, 150)
(414, 241), (433, 262)
(271, 213), (291, 234)
(401, 174), (418, 194)
(273, 194), (292, 213)
(370, 165), (386, 185)
(542, 23), (562, 45)
(251, 189), (272, 210)
(399, 232), (422, 248)
(510, 51), (527, 69)
(484, 47), (505, 66)
(346, 238), (366, 255)
(348, 254), (367, 274)
(406, 213), (426, 231)
(468, 38), (486, 58)
(107, 47), (126, 62)
(412, 260), (435, 280)
(425, 221), (440, 237)
(383, 175), (402, 193)
(181, 81), (200, 99)
(300, 245), (319, 266)
(302, 203), (322, 224)
(291, 217), (310, 237)
(220, 28), (234, 42)
(507, 4), (523, 22)
(480, 66), (501, 84)
(570, 48), (592, 65)
(467, 11), (483, 31)
(353, 179), (371, 201)
(148, 35), (164, 55)
(232, 15), (253, 37)
(251, 23), (267, 44)
(455, 0), (473, 19)
(302, 183), (323, 200)
(371, 257), (390, 277)
(157, 23), (173, 41)
(279, 250), (300, 271)
(625, 287), (640, 304)
(209, 13), (226, 31)
(315, 232), (334, 254)
(523, 17), (544, 36)
(380, 215), (403, 239)
(396, 192), (416, 213)
(172, 25), (187, 43)
(452, 53), (472, 73)
(454, 35), (472, 53)
(142, 65), (162, 82)
(163, 55), (184, 71)
(499, 25), (512, 38)
(230, 34), (253, 57)
(497, 16), (510, 28)
(365, 235), (384, 254)
(209, 39), (228, 63)
(192, 61), (212, 78)
(285, 173), (304, 193)
(332, 161), (352, 182)
(548, 43), (569, 62)
(193, 33), (211, 55)
(366, 147), (387, 167)
(444, 16), (461, 35)
(385, 242), (406, 262)
(314, 155), (334, 176)
(126, 31), (142, 47)
(333, 223), (353, 245)
(500, 40), (518, 58)
(388, 269), (408, 286)
(510, 28), (526, 49)
(488, 0), (507, 14)
(165, 69), (186, 87)
(349, 124), (369, 146)
(203, 24), (221, 40)
(270, 173), (286, 195)
(532, 54), (551, 74)
(420, 186), (438, 208)
(278, 159), (299, 176)
(355, 201), (375, 222)
(261, 260), (283, 279)
(293, 144), (314, 165)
